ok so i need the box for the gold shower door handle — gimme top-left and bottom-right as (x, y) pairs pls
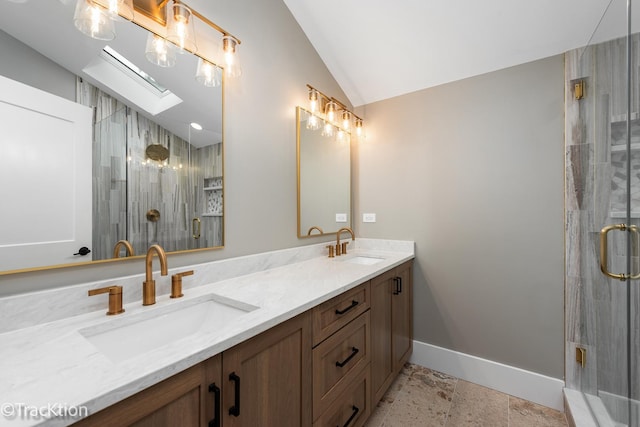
(192, 217), (201, 239)
(599, 223), (640, 281)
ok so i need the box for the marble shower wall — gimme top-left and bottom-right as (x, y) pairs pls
(78, 80), (223, 259)
(565, 35), (640, 424)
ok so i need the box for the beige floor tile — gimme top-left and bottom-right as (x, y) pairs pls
(379, 367), (456, 427)
(445, 380), (508, 426)
(509, 396), (568, 427)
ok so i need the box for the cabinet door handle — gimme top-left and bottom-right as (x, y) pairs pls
(340, 405), (360, 427)
(398, 276), (403, 293)
(229, 372), (241, 417)
(335, 300), (359, 315)
(208, 383), (220, 427)
(393, 277), (400, 295)
(335, 347), (359, 367)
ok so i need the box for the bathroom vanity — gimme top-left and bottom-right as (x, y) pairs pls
(0, 239), (414, 427)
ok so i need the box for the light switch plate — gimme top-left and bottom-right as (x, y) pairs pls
(335, 213), (347, 223)
(363, 213), (376, 223)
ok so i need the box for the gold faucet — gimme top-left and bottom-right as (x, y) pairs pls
(336, 227), (355, 256)
(113, 240), (135, 258)
(88, 285), (124, 315)
(143, 244), (168, 306)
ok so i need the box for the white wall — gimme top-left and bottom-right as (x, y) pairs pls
(354, 55), (565, 379)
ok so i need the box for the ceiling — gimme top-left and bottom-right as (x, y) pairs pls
(283, 0), (627, 107)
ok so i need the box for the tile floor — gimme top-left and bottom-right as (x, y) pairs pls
(365, 363), (568, 427)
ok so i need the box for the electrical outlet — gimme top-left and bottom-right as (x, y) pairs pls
(335, 213), (347, 223)
(363, 213), (376, 223)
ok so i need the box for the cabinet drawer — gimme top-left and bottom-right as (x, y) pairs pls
(312, 282), (369, 347)
(312, 366), (371, 427)
(313, 311), (370, 419)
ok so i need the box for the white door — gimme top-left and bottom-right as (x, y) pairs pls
(0, 75), (92, 272)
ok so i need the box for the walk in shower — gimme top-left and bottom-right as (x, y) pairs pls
(565, 1), (640, 425)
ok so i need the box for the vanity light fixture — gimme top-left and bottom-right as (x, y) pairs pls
(73, 0), (242, 86)
(305, 84), (365, 139)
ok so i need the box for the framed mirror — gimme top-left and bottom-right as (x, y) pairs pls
(0, 1), (224, 274)
(296, 107), (351, 238)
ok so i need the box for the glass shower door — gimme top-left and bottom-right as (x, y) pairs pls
(567, 0), (639, 425)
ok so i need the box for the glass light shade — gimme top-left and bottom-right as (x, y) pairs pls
(195, 58), (222, 87)
(355, 118), (363, 137)
(166, 1), (197, 53)
(308, 88), (318, 113)
(325, 101), (337, 123)
(306, 113), (321, 131)
(341, 111), (351, 130)
(145, 33), (177, 67)
(321, 121), (335, 138)
(105, 0), (134, 21)
(74, 0), (116, 41)
(222, 35), (242, 78)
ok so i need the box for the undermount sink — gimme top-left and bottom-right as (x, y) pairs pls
(80, 295), (258, 363)
(343, 255), (385, 265)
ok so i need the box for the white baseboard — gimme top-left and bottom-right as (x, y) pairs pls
(409, 340), (565, 411)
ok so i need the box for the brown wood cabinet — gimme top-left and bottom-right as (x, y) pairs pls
(73, 355), (221, 427)
(370, 260), (413, 403)
(73, 261), (412, 427)
(221, 311), (312, 427)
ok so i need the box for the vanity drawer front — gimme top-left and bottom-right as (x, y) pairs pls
(312, 366), (371, 427)
(313, 281), (369, 346)
(313, 311), (370, 419)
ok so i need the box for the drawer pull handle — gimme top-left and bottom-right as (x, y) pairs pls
(336, 347), (359, 367)
(335, 300), (359, 315)
(340, 405), (360, 427)
(208, 383), (221, 427)
(393, 277), (403, 295)
(229, 372), (240, 417)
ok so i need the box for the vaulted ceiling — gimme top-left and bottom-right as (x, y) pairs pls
(283, 0), (626, 106)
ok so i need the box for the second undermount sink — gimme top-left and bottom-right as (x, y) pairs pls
(343, 255), (385, 265)
(80, 295), (258, 363)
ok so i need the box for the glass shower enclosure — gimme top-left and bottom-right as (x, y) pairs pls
(565, 0), (640, 425)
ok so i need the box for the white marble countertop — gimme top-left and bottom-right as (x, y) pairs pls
(0, 239), (414, 426)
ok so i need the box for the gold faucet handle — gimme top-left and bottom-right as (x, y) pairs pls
(326, 245), (335, 258)
(341, 241), (349, 255)
(88, 285), (125, 315)
(171, 270), (194, 299)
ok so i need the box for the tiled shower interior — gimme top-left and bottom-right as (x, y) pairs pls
(565, 34), (640, 425)
(77, 80), (223, 260)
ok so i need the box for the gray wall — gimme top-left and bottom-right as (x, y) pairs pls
(354, 55), (565, 379)
(0, 0), (343, 293)
(0, 30), (75, 100)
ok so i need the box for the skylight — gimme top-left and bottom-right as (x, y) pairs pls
(102, 46), (167, 94)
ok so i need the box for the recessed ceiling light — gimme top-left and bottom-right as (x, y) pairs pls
(190, 122), (203, 130)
